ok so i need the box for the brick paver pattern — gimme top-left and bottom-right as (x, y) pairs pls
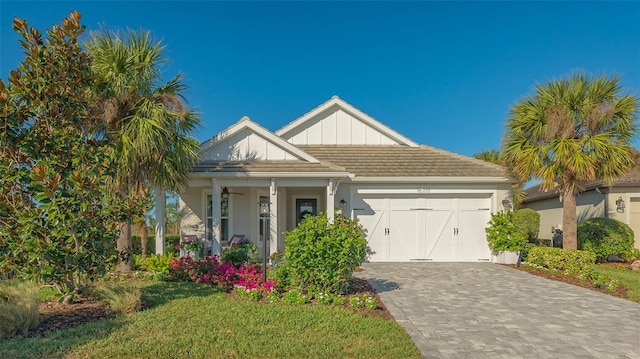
(356, 263), (640, 359)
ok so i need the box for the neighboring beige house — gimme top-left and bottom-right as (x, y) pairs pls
(522, 168), (640, 249)
(167, 96), (512, 262)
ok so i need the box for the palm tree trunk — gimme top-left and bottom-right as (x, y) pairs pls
(116, 220), (133, 272)
(562, 187), (578, 250)
(139, 221), (149, 256)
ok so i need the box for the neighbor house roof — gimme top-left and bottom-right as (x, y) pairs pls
(523, 167), (640, 203)
(297, 145), (508, 178)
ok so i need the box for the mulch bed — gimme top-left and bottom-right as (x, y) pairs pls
(26, 277), (393, 337)
(509, 263), (629, 300)
(28, 296), (118, 338)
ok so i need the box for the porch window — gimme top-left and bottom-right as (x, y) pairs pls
(206, 194), (229, 242)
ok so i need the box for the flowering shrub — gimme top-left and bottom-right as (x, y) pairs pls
(316, 292), (334, 305)
(349, 295), (363, 308)
(349, 294), (377, 309)
(275, 214), (367, 294)
(168, 256), (277, 293)
(234, 286), (263, 301)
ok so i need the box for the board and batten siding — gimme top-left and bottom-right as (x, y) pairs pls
(200, 128), (299, 161)
(284, 108), (399, 145)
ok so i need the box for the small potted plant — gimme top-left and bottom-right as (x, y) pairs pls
(179, 236), (204, 258)
(485, 211), (527, 264)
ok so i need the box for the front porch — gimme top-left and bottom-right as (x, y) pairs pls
(175, 178), (346, 258)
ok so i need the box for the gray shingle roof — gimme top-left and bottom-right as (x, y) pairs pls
(297, 145), (507, 177)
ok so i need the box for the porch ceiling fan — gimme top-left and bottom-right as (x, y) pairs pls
(221, 187), (244, 196)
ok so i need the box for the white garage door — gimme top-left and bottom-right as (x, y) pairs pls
(355, 195), (492, 262)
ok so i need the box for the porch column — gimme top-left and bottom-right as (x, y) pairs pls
(269, 179), (278, 255)
(211, 178), (222, 256)
(154, 187), (166, 254)
(326, 179), (335, 223)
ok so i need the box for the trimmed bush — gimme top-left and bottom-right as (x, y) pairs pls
(0, 280), (39, 338)
(527, 247), (596, 276)
(513, 208), (540, 243)
(485, 211), (528, 252)
(275, 214), (367, 294)
(577, 218), (635, 262)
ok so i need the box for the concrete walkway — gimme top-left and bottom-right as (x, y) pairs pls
(355, 263), (640, 359)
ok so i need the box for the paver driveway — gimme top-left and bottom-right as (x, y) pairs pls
(355, 263), (640, 359)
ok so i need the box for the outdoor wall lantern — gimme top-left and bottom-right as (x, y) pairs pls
(339, 199), (347, 211)
(258, 198), (271, 283)
(221, 187), (229, 200)
(616, 196), (625, 212)
(502, 198), (512, 210)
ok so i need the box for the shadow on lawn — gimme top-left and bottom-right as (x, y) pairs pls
(141, 281), (224, 308)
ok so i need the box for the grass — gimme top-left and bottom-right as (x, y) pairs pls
(93, 284), (142, 315)
(0, 281), (421, 359)
(0, 280), (40, 339)
(596, 264), (640, 303)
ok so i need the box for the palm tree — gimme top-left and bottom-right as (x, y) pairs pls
(86, 29), (200, 269)
(473, 149), (501, 164)
(473, 149), (525, 208)
(501, 73), (638, 249)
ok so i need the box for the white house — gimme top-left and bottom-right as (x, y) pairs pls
(167, 96), (512, 262)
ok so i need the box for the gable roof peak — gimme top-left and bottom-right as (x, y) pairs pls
(198, 115), (319, 163)
(276, 96), (419, 147)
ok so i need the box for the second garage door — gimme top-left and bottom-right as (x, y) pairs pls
(355, 195), (492, 262)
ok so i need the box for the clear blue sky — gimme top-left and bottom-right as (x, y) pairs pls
(2, 1), (639, 156)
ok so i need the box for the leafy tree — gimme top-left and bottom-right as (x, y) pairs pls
(85, 29), (200, 267)
(502, 73), (638, 249)
(0, 12), (120, 303)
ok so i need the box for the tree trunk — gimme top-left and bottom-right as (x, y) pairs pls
(116, 220), (134, 272)
(139, 221), (149, 257)
(562, 187), (578, 250)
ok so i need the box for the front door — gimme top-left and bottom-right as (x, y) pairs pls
(296, 198), (317, 225)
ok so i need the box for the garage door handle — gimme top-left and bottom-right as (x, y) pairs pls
(453, 228), (458, 235)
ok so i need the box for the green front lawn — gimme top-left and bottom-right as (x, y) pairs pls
(0, 281), (420, 359)
(596, 265), (640, 303)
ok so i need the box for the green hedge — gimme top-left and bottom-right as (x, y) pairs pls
(132, 234), (180, 255)
(577, 218), (635, 262)
(527, 247), (596, 276)
(513, 208), (540, 243)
